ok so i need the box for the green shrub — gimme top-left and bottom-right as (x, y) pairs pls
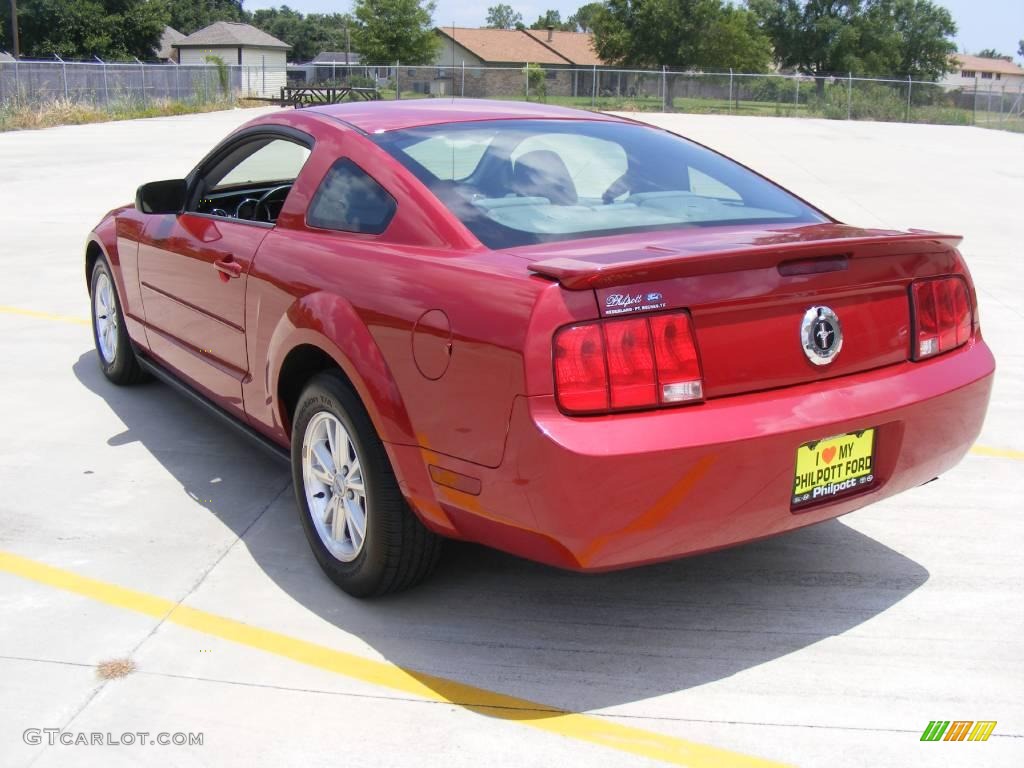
(204, 55), (230, 97)
(348, 74), (377, 89)
(523, 63), (547, 102)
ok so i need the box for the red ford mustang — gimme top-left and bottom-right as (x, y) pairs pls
(85, 100), (994, 596)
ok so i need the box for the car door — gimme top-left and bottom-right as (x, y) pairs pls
(137, 130), (311, 415)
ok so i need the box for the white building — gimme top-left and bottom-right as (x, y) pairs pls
(172, 21), (290, 98)
(939, 54), (1024, 93)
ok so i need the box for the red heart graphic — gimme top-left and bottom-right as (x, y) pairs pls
(822, 446), (837, 464)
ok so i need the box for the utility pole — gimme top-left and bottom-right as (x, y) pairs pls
(8, 0), (20, 58)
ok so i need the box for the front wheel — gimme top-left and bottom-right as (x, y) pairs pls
(90, 256), (146, 385)
(290, 372), (442, 597)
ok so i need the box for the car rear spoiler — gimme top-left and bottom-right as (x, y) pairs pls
(527, 230), (964, 290)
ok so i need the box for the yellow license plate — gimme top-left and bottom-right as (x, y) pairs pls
(792, 428), (876, 508)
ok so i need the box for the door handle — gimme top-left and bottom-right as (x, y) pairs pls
(214, 257), (242, 279)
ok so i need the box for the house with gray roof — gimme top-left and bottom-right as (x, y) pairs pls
(155, 26), (185, 62)
(172, 21), (291, 98)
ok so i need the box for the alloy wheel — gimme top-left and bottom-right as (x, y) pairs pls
(301, 411), (368, 562)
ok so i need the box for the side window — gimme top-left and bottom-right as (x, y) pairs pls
(688, 168), (741, 201)
(191, 135), (311, 222)
(216, 139), (310, 189)
(307, 159), (396, 235)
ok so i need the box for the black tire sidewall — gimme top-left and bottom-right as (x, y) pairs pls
(90, 257), (133, 382)
(290, 375), (390, 596)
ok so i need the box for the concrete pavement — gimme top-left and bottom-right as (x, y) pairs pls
(0, 107), (1021, 767)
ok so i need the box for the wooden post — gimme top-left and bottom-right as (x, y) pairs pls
(8, 0), (19, 58)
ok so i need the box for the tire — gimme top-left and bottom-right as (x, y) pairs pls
(291, 372), (442, 597)
(90, 256), (146, 385)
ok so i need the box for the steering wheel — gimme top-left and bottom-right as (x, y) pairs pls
(255, 185), (293, 223)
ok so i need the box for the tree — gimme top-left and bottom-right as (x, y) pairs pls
(593, 0), (771, 110)
(750, 0), (957, 81)
(0, 0), (168, 60)
(166, 0), (245, 35)
(568, 2), (606, 33)
(485, 4), (522, 29)
(353, 0), (439, 64)
(1019, 39), (1023, 60)
(976, 48), (1010, 61)
(749, 1), (864, 81)
(529, 10), (575, 31)
(251, 7), (353, 62)
(863, 0), (957, 79)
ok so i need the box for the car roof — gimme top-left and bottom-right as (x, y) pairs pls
(305, 98), (627, 134)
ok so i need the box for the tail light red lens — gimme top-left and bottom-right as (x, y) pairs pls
(553, 323), (608, 412)
(911, 277), (972, 360)
(554, 311), (703, 414)
(604, 318), (657, 408)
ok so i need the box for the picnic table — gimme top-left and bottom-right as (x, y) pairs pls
(277, 85), (381, 107)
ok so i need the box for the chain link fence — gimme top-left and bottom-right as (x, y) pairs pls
(0, 58), (240, 109)
(3, 58), (1022, 132)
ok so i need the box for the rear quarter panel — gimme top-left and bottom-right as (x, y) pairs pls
(245, 119), (589, 468)
(247, 231), (547, 468)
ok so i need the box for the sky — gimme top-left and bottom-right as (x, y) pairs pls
(244, 0), (1024, 62)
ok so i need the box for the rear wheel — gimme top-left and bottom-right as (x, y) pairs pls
(291, 372), (442, 597)
(90, 257), (146, 385)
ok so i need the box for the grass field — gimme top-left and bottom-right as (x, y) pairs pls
(382, 89), (812, 115)
(380, 88), (1021, 130)
(0, 97), (258, 132)
(2, 89), (1020, 133)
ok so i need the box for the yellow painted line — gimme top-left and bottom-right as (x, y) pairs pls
(0, 551), (787, 768)
(0, 305), (89, 326)
(970, 445), (1024, 462)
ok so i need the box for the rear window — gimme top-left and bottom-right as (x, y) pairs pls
(307, 158), (396, 235)
(374, 119), (826, 249)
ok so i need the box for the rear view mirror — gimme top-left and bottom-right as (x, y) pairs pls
(136, 179), (187, 214)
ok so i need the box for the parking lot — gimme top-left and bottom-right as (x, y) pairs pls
(0, 107), (1021, 767)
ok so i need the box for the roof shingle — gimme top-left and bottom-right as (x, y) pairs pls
(173, 22), (291, 50)
(523, 29), (603, 66)
(156, 26), (184, 60)
(437, 27), (569, 65)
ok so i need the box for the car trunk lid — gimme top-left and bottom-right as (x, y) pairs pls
(522, 223), (964, 398)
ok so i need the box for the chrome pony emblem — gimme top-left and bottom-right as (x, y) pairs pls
(801, 306), (843, 365)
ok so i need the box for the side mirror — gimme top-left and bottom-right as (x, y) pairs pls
(135, 179), (187, 214)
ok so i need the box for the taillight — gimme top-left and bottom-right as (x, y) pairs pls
(649, 314), (703, 404)
(554, 311), (703, 414)
(604, 318), (656, 408)
(911, 277), (972, 360)
(553, 323), (608, 412)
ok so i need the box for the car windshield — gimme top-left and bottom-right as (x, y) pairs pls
(374, 119), (828, 249)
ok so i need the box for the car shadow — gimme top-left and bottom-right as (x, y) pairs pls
(73, 350), (930, 714)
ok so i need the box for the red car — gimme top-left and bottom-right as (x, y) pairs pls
(86, 100), (994, 596)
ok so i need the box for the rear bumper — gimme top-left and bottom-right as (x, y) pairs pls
(396, 339), (995, 571)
